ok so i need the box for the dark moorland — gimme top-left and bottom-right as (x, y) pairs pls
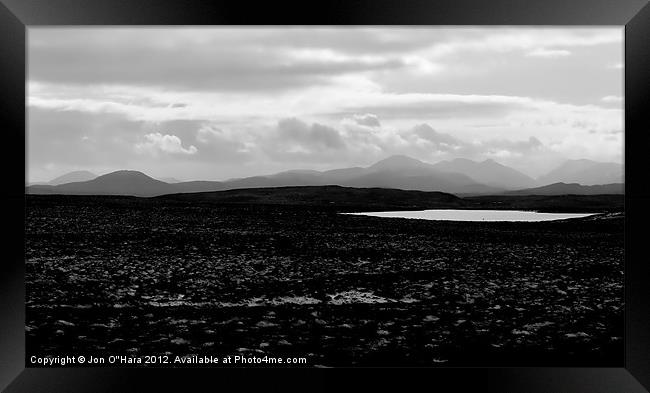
(25, 187), (624, 367)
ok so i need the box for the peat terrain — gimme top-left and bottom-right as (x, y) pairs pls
(25, 188), (624, 367)
(157, 185), (622, 213)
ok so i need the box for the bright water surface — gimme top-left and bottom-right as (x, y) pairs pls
(342, 209), (597, 222)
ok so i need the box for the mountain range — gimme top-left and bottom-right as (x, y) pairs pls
(27, 170), (98, 186)
(26, 155), (624, 197)
(537, 159), (624, 185)
(505, 182), (624, 196)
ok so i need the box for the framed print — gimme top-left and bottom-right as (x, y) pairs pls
(1, 0), (649, 391)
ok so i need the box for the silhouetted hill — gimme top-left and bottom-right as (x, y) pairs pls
(538, 159), (623, 185)
(157, 185), (622, 213)
(505, 182), (624, 196)
(28, 186), (623, 214)
(158, 185), (464, 211)
(264, 170), (329, 185)
(158, 177), (181, 183)
(48, 170), (97, 185)
(172, 180), (226, 193)
(337, 171), (491, 194)
(463, 194), (623, 213)
(28, 170), (175, 197)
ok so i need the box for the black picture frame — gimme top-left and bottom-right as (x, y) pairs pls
(2, 0), (649, 391)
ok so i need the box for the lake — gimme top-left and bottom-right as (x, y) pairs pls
(342, 209), (597, 222)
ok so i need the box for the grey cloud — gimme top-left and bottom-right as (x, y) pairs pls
(277, 118), (346, 150)
(193, 125), (254, 163)
(353, 113), (381, 127)
(28, 27), (451, 63)
(345, 100), (527, 120)
(266, 119), (553, 167)
(152, 119), (205, 141)
(262, 28), (453, 55)
(258, 118), (352, 165)
(28, 27), (622, 106)
(29, 32), (406, 92)
(589, 129), (622, 135)
(482, 136), (544, 152)
(377, 42), (623, 107)
(27, 107), (144, 168)
(27, 108), (240, 180)
(398, 123), (548, 159)
(410, 124), (464, 147)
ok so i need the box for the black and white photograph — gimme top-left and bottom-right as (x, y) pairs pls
(25, 26), (625, 367)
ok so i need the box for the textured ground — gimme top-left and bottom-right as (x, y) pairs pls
(25, 195), (623, 367)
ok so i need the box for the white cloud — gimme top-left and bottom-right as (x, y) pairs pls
(286, 48), (391, 67)
(526, 48), (571, 58)
(409, 28), (620, 60)
(403, 55), (444, 74)
(601, 95), (623, 103)
(136, 133), (197, 155)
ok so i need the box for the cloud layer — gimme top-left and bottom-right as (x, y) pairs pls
(27, 27), (623, 182)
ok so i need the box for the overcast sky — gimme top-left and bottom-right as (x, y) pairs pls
(27, 27), (623, 182)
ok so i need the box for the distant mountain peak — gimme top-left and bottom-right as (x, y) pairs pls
(275, 169), (322, 175)
(378, 154), (420, 162)
(506, 182), (623, 196)
(57, 170), (95, 176)
(538, 159), (623, 186)
(449, 157), (475, 164)
(368, 155), (428, 170)
(367, 155), (435, 175)
(89, 170), (166, 187)
(432, 157), (537, 190)
(566, 158), (598, 164)
(99, 170), (153, 178)
(48, 170), (97, 185)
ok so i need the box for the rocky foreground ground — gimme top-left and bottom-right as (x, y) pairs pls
(25, 195), (623, 367)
